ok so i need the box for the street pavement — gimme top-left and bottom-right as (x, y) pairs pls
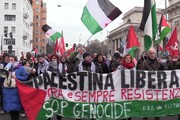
(0, 113), (179, 120)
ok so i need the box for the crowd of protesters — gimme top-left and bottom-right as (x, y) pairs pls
(0, 47), (179, 120)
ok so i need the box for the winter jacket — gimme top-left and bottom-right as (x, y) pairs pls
(109, 58), (120, 72)
(141, 57), (166, 70)
(94, 62), (109, 73)
(2, 65), (28, 112)
(37, 60), (49, 75)
(78, 60), (96, 72)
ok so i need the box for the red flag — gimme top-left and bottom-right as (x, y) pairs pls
(59, 31), (66, 55)
(53, 31), (66, 55)
(31, 47), (38, 55)
(165, 27), (179, 56)
(53, 38), (59, 54)
(159, 45), (163, 51)
(16, 80), (46, 120)
(34, 47), (38, 54)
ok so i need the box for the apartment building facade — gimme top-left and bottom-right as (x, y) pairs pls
(32, 0), (47, 54)
(0, 0), (33, 57)
(168, 0), (180, 43)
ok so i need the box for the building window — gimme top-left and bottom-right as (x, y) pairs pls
(36, 23), (39, 27)
(4, 3), (9, 10)
(11, 27), (16, 33)
(35, 30), (39, 34)
(42, 46), (45, 50)
(36, 38), (38, 42)
(12, 3), (16, 10)
(36, 15), (39, 19)
(35, 8), (39, 12)
(4, 15), (16, 21)
(175, 20), (179, 26)
(36, 1), (39, 4)
(4, 26), (8, 33)
(42, 10), (46, 14)
(4, 38), (15, 45)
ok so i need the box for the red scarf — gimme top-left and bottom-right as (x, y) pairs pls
(121, 61), (135, 69)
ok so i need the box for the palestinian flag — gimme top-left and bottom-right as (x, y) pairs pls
(124, 25), (140, 58)
(139, 0), (158, 52)
(16, 80), (46, 120)
(31, 47), (38, 55)
(42, 24), (62, 41)
(67, 44), (75, 56)
(81, 0), (122, 35)
(156, 14), (171, 44)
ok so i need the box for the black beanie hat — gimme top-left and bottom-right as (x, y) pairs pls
(83, 52), (90, 59)
(113, 52), (121, 59)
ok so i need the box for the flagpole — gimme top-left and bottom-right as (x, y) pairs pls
(83, 35), (93, 46)
(165, 0), (168, 20)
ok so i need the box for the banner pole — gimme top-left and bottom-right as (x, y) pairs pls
(83, 35), (93, 46)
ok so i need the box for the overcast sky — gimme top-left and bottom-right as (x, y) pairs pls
(43, 0), (166, 47)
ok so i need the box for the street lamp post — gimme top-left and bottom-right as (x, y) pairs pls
(1, 35), (3, 55)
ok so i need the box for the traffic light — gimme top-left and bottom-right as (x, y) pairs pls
(66, 43), (68, 47)
(8, 45), (13, 54)
(4, 31), (7, 37)
(74, 43), (76, 48)
(9, 32), (13, 39)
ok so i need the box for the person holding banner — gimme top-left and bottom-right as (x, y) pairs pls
(47, 55), (62, 120)
(141, 48), (166, 120)
(76, 52), (96, 120)
(118, 54), (135, 120)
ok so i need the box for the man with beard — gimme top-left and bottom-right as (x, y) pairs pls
(37, 54), (49, 75)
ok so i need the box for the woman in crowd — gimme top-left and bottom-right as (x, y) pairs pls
(2, 56), (29, 120)
(94, 54), (109, 73)
(118, 54), (135, 120)
(118, 54), (135, 70)
(47, 54), (61, 120)
(59, 55), (72, 76)
(48, 54), (59, 74)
